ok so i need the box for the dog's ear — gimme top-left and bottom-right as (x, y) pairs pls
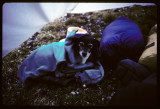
(94, 39), (100, 56)
(93, 38), (100, 48)
(90, 38), (100, 63)
(73, 36), (81, 43)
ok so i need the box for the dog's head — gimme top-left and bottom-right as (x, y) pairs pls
(79, 38), (93, 58)
(73, 34), (100, 63)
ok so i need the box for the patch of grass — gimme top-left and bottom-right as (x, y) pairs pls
(42, 19), (66, 32)
(65, 17), (86, 26)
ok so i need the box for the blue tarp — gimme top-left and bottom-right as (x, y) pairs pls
(17, 30), (104, 86)
(100, 16), (144, 69)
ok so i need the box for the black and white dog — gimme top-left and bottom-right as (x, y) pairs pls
(60, 34), (100, 64)
(72, 34), (100, 64)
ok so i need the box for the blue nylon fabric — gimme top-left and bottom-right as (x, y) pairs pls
(17, 41), (66, 82)
(17, 30), (104, 85)
(75, 61), (104, 85)
(100, 16), (144, 68)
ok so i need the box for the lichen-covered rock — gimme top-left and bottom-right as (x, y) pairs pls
(138, 24), (157, 72)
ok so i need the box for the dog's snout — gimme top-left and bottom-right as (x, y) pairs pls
(82, 52), (87, 57)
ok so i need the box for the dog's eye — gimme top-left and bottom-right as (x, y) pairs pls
(88, 43), (93, 48)
(79, 42), (84, 47)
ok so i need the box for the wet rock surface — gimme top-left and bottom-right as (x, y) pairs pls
(2, 5), (157, 105)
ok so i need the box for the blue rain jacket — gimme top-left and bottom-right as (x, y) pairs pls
(17, 30), (104, 86)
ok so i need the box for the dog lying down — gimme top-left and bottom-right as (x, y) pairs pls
(17, 27), (104, 87)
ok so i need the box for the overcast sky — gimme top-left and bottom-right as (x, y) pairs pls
(71, 3), (156, 13)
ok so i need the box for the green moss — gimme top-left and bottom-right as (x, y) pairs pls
(65, 17), (86, 26)
(42, 19), (65, 31)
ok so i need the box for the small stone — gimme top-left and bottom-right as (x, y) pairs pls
(88, 23), (92, 26)
(27, 40), (32, 45)
(102, 98), (104, 101)
(36, 89), (41, 93)
(87, 16), (91, 19)
(76, 91), (79, 94)
(91, 32), (95, 36)
(83, 84), (86, 88)
(107, 96), (112, 100)
(84, 88), (88, 91)
(96, 19), (101, 23)
(8, 68), (13, 72)
(111, 91), (115, 96)
(71, 91), (76, 95)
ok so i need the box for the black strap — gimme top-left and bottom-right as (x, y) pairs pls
(144, 42), (155, 50)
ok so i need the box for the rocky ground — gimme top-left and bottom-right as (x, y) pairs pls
(2, 5), (157, 106)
